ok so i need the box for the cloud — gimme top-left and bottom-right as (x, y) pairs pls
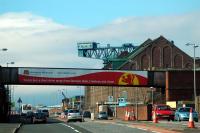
(1, 11), (200, 105)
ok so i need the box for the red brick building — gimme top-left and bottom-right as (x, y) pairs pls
(84, 36), (200, 113)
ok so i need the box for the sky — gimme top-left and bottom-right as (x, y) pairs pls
(0, 0), (200, 106)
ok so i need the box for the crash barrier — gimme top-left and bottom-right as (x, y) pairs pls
(188, 107), (195, 128)
(152, 111), (158, 123)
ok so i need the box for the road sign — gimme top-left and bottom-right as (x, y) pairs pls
(17, 97), (22, 103)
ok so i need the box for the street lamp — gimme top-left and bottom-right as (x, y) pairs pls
(1, 48), (8, 51)
(150, 87), (156, 105)
(7, 62), (15, 67)
(186, 43), (199, 110)
(6, 61), (15, 115)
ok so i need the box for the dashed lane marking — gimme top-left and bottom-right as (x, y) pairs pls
(74, 130), (79, 132)
(137, 128), (147, 131)
(151, 131), (161, 133)
(59, 123), (82, 133)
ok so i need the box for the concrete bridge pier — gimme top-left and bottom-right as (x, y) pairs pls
(0, 85), (10, 122)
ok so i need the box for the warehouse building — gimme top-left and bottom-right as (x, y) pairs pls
(84, 36), (200, 114)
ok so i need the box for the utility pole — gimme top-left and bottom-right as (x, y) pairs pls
(186, 43), (199, 111)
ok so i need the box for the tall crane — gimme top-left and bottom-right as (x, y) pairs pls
(77, 42), (138, 65)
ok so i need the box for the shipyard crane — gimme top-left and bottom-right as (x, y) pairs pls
(77, 42), (138, 65)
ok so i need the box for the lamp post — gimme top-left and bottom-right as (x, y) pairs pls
(186, 43), (199, 110)
(1, 48), (8, 51)
(6, 61), (14, 115)
(7, 62), (15, 67)
(150, 87), (155, 105)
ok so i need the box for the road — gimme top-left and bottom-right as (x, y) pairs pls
(17, 118), (153, 133)
(16, 117), (200, 133)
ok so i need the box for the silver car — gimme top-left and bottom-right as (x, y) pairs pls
(97, 111), (108, 120)
(67, 109), (83, 122)
(174, 107), (198, 122)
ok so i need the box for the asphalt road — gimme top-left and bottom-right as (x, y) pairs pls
(17, 118), (153, 133)
(17, 118), (90, 133)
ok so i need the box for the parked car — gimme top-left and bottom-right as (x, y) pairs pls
(152, 104), (174, 121)
(83, 111), (91, 118)
(32, 112), (47, 124)
(174, 107), (198, 122)
(97, 111), (108, 120)
(67, 109), (83, 122)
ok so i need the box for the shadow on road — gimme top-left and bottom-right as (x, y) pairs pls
(9, 115), (63, 125)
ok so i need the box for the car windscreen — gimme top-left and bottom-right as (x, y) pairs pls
(179, 108), (193, 112)
(157, 106), (171, 110)
(100, 112), (107, 115)
(68, 110), (79, 113)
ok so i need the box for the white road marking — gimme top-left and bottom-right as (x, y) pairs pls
(59, 123), (81, 133)
(151, 131), (161, 133)
(74, 130), (80, 132)
(137, 127), (147, 131)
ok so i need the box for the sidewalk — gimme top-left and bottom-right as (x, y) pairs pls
(0, 123), (21, 133)
(0, 115), (22, 133)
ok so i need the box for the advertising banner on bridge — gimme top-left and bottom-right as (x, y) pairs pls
(18, 68), (148, 86)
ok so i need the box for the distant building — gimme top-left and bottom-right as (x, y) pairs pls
(62, 95), (85, 110)
(84, 36), (200, 113)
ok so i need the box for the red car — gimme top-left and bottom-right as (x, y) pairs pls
(152, 104), (174, 121)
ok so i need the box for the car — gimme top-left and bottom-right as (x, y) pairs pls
(152, 104), (174, 121)
(97, 111), (108, 120)
(32, 112), (47, 124)
(41, 109), (49, 117)
(83, 111), (91, 118)
(67, 109), (83, 122)
(174, 107), (198, 122)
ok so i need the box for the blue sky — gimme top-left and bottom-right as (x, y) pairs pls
(1, 0), (200, 27)
(0, 0), (200, 106)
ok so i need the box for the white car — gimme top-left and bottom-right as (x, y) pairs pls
(67, 109), (83, 122)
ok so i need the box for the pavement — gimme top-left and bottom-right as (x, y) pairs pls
(0, 115), (21, 133)
(0, 123), (21, 133)
(96, 118), (200, 133)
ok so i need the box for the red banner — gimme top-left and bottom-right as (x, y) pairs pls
(18, 68), (148, 86)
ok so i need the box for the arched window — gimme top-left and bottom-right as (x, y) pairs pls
(152, 46), (161, 67)
(163, 46), (171, 68)
(174, 54), (183, 68)
(141, 54), (149, 70)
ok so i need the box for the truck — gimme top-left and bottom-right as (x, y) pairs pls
(21, 104), (33, 117)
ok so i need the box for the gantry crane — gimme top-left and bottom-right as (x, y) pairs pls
(77, 42), (138, 65)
